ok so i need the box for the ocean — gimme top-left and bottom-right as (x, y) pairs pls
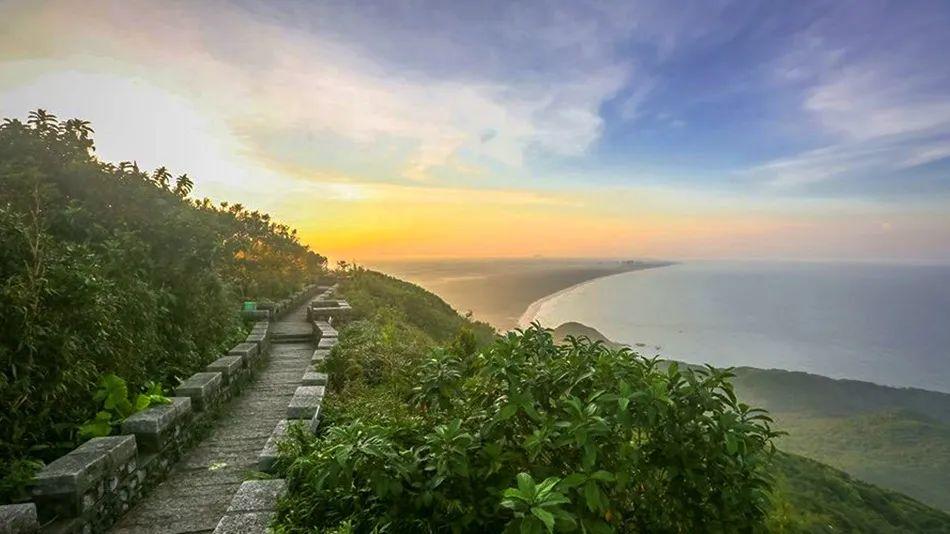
(522, 261), (950, 393)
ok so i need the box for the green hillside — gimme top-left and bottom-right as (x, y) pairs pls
(732, 369), (950, 511)
(275, 274), (950, 532)
(552, 322), (629, 350)
(553, 322), (950, 513)
(730, 367), (950, 423)
(769, 452), (950, 532)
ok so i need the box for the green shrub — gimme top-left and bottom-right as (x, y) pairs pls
(278, 325), (779, 532)
(322, 311), (434, 392)
(78, 374), (170, 439)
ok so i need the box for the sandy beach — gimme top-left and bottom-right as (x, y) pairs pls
(368, 258), (671, 330)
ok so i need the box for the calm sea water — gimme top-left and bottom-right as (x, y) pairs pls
(524, 261), (950, 393)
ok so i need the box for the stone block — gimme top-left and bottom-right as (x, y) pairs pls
(73, 435), (137, 467)
(310, 349), (330, 365)
(287, 386), (324, 420)
(246, 331), (270, 355)
(301, 371), (327, 386)
(317, 337), (337, 350)
(120, 397), (191, 453)
(257, 421), (290, 473)
(32, 436), (136, 519)
(206, 356), (243, 386)
(249, 327), (268, 337)
(240, 309), (270, 321)
(228, 342), (260, 367)
(314, 320), (338, 338)
(213, 511), (274, 533)
(246, 333), (265, 345)
(310, 300), (351, 320)
(227, 479), (287, 513)
(0, 503), (38, 533)
(213, 479), (287, 533)
(174, 372), (222, 411)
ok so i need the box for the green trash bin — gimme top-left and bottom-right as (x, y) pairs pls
(243, 301), (257, 311)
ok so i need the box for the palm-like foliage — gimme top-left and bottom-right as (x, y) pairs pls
(27, 109), (57, 132)
(64, 118), (93, 138)
(152, 166), (172, 189)
(174, 173), (194, 197)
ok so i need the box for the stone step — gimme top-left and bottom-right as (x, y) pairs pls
(271, 333), (313, 344)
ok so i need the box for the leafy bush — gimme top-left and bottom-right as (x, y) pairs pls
(322, 312), (435, 392)
(0, 110), (325, 502)
(277, 324), (779, 532)
(78, 374), (170, 439)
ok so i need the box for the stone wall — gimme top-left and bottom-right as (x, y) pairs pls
(236, 286), (344, 532)
(2, 283), (324, 534)
(242, 282), (334, 322)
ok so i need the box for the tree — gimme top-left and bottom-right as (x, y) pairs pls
(174, 173), (194, 197)
(152, 166), (172, 190)
(27, 109), (57, 133)
(0, 109), (327, 502)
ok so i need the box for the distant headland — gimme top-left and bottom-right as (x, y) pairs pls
(370, 258), (674, 330)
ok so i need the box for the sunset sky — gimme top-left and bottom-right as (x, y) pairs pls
(2, 0), (949, 261)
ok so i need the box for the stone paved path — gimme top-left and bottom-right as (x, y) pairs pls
(110, 304), (313, 534)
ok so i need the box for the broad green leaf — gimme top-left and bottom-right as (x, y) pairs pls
(499, 403), (519, 420)
(584, 481), (602, 512)
(530, 507), (556, 533)
(516, 472), (536, 498)
(726, 433), (738, 455)
(559, 473), (587, 489)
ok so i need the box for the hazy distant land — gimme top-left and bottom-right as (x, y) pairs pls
(368, 258), (673, 330)
(552, 321), (950, 511)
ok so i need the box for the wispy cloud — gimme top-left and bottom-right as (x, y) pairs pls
(0, 0), (638, 183)
(3, 0), (950, 260)
(750, 3), (950, 193)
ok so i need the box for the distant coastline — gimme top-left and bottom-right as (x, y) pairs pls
(370, 258), (673, 330)
(517, 261), (672, 329)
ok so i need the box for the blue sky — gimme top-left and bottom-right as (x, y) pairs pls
(1, 0), (949, 259)
(262, 0), (950, 197)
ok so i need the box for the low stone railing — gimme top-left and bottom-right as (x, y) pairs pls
(243, 282), (331, 322)
(223, 288), (343, 533)
(3, 283), (325, 533)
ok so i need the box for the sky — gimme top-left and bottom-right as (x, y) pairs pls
(1, 0), (949, 262)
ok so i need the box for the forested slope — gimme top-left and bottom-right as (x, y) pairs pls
(0, 111), (325, 502)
